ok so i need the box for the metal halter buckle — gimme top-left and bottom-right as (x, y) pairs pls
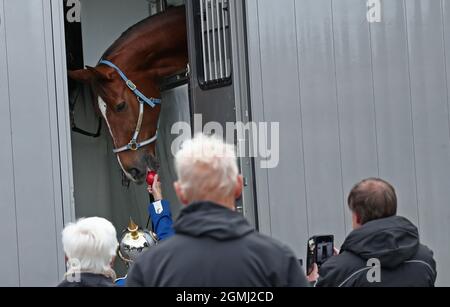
(128, 141), (139, 151)
(126, 80), (137, 91)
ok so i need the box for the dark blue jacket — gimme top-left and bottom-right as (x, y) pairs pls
(148, 199), (175, 240)
(316, 216), (436, 287)
(126, 201), (308, 287)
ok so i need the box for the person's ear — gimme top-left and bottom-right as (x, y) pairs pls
(356, 213), (362, 225)
(352, 211), (362, 229)
(234, 175), (244, 200)
(174, 182), (189, 206)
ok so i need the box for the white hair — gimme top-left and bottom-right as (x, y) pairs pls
(62, 217), (118, 279)
(175, 133), (239, 200)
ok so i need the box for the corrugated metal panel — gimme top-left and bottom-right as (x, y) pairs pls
(245, 0), (271, 234)
(246, 0), (310, 256)
(371, 0), (420, 225)
(50, 0), (76, 226)
(405, 0), (450, 286)
(0, 0), (20, 287)
(332, 0), (379, 232)
(247, 0), (450, 285)
(1, 0), (65, 286)
(294, 0), (347, 246)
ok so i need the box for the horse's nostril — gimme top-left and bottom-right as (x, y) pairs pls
(129, 168), (141, 179)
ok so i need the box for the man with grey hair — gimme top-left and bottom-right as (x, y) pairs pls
(127, 134), (308, 287)
(58, 217), (119, 287)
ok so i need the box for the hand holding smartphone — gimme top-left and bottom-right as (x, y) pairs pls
(306, 235), (334, 275)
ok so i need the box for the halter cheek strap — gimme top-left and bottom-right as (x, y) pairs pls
(99, 60), (161, 154)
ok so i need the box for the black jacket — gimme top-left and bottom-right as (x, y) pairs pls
(316, 216), (436, 287)
(127, 202), (308, 287)
(57, 273), (115, 287)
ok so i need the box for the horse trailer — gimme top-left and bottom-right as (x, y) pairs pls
(1, 0), (450, 286)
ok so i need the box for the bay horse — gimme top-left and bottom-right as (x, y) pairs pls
(69, 6), (188, 184)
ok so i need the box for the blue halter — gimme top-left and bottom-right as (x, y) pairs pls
(98, 59), (161, 154)
(99, 59), (161, 107)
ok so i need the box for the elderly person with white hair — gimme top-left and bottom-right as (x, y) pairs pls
(127, 134), (308, 287)
(58, 217), (119, 287)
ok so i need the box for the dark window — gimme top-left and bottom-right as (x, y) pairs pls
(193, 0), (232, 89)
(64, 0), (84, 94)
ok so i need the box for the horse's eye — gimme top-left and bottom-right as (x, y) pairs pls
(115, 102), (127, 113)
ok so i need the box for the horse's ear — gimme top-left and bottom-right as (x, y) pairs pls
(68, 68), (96, 84)
(68, 66), (113, 84)
(86, 66), (114, 82)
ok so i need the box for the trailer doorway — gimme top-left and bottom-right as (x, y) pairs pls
(63, 0), (189, 276)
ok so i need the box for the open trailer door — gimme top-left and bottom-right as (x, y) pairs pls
(185, 0), (257, 227)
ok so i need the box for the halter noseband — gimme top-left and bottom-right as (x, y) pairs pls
(99, 60), (161, 154)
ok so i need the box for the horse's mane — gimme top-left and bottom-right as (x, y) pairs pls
(101, 5), (183, 59)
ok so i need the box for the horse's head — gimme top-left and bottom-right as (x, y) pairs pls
(69, 65), (161, 184)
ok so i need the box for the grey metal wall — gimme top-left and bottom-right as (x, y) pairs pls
(246, 0), (450, 286)
(158, 84), (191, 218)
(0, 0), (66, 286)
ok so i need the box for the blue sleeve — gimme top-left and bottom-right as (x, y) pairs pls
(115, 277), (127, 287)
(148, 199), (175, 241)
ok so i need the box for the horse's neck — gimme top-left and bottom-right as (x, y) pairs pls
(108, 47), (152, 71)
(109, 46), (185, 80)
(104, 8), (187, 79)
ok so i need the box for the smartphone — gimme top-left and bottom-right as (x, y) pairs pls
(306, 235), (334, 275)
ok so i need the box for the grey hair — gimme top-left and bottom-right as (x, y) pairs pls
(175, 134), (239, 200)
(62, 217), (118, 279)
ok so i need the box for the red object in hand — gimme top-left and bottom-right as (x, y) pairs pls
(146, 171), (157, 186)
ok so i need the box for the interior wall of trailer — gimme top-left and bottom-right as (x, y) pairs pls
(246, 0), (450, 286)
